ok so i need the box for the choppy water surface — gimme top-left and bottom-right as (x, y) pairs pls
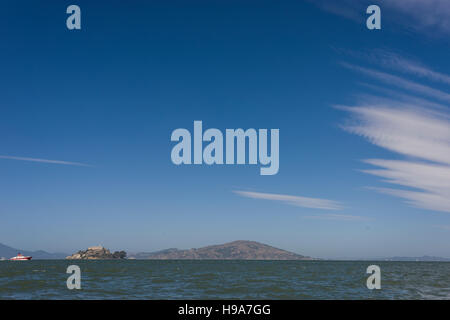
(0, 260), (449, 299)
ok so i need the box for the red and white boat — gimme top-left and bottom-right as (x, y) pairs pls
(10, 253), (32, 261)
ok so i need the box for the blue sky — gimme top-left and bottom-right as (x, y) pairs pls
(1, 0), (450, 259)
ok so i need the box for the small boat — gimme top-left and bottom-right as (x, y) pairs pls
(10, 253), (32, 261)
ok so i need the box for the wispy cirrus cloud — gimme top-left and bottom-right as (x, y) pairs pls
(339, 49), (450, 87)
(434, 225), (450, 231)
(383, 0), (450, 36)
(356, 83), (449, 111)
(339, 51), (450, 213)
(339, 105), (450, 165)
(341, 62), (450, 103)
(372, 51), (450, 86)
(0, 155), (91, 167)
(234, 190), (343, 210)
(311, 0), (450, 36)
(302, 214), (369, 221)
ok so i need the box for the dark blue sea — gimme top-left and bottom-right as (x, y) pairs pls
(0, 260), (449, 299)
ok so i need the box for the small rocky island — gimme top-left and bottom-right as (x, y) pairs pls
(66, 246), (126, 260)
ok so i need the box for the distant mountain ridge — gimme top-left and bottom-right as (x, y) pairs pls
(382, 256), (450, 262)
(0, 243), (67, 259)
(4, 241), (447, 261)
(128, 240), (314, 260)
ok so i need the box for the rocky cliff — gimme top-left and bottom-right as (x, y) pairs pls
(66, 246), (126, 260)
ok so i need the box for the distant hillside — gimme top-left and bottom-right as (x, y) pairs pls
(0, 243), (67, 259)
(383, 256), (450, 262)
(128, 240), (314, 260)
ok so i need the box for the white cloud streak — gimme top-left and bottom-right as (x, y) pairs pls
(302, 214), (369, 221)
(312, 0), (450, 36)
(0, 155), (91, 167)
(373, 51), (450, 86)
(434, 225), (450, 231)
(339, 51), (450, 213)
(234, 190), (342, 210)
(341, 63), (450, 103)
(383, 0), (450, 35)
(340, 105), (450, 165)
